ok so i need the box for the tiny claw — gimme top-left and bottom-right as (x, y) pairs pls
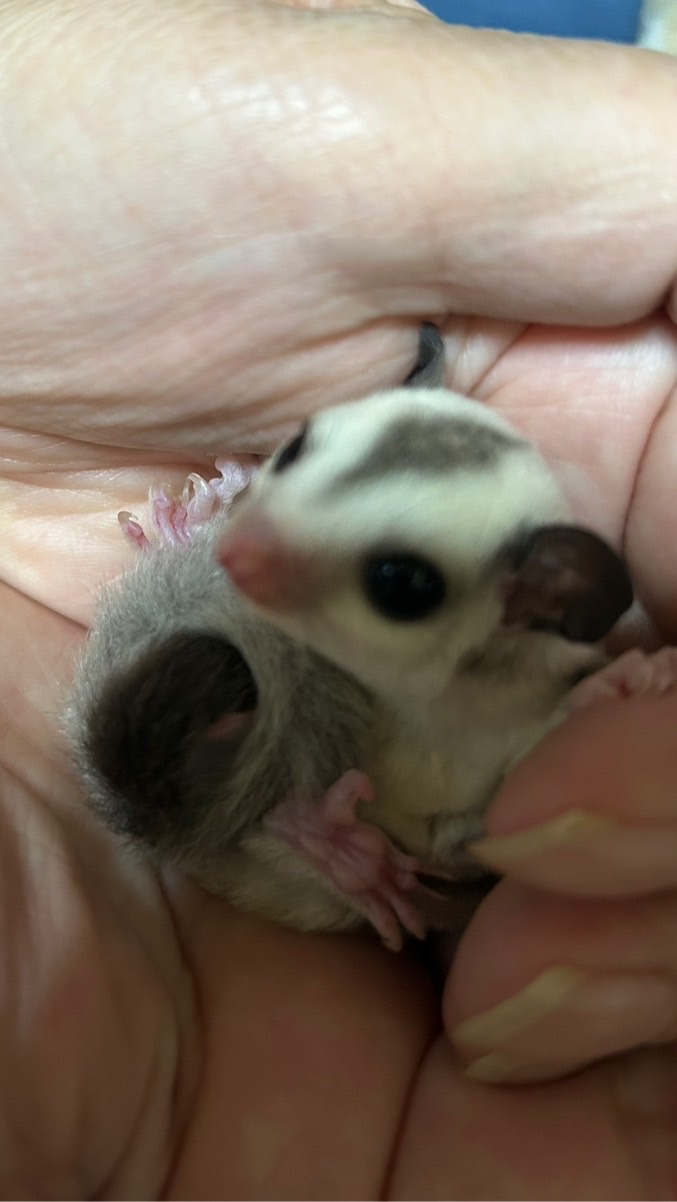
(148, 486), (191, 545)
(118, 511), (150, 550)
(365, 906), (404, 952)
(117, 462), (254, 553)
(183, 473), (221, 525)
(212, 456), (261, 504)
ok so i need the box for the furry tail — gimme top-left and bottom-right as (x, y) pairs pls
(76, 631), (257, 844)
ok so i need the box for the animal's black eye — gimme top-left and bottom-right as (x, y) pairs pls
(362, 555), (446, 621)
(273, 422), (308, 473)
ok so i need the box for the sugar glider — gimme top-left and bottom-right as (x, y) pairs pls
(67, 325), (634, 950)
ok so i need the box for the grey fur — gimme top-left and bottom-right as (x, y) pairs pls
(67, 518), (376, 935)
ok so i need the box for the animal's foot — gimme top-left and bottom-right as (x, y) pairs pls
(569, 647), (677, 710)
(118, 458), (259, 551)
(265, 769), (426, 951)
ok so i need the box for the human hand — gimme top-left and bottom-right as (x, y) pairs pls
(2, 1), (677, 1196)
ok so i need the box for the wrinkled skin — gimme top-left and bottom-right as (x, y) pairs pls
(2, 0), (677, 1196)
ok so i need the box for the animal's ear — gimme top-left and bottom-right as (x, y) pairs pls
(502, 525), (633, 643)
(404, 322), (445, 388)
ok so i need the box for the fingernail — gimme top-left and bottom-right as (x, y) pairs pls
(468, 811), (677, 894)
(455, 969), (677, 1084)
(454, 966), (583, 1052)
(469, 810), (614, 868)
(465, 1051), (567, 1084)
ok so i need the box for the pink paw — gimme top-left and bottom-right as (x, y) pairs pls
(265, 769), (426, 951)
(118, 459), (260, 551)
(569, 647), (677, 710)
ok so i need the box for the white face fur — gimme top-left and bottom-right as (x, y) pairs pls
(222, 387), (569, 701)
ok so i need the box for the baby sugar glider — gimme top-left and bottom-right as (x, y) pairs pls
(67, 325), (633, 950)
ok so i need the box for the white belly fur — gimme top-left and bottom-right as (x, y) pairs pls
(363, 636), (598, 862)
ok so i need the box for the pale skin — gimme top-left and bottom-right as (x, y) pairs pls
(2, 0), (677, 1195)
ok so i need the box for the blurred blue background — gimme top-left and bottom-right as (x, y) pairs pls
(425, 0), (642, 42)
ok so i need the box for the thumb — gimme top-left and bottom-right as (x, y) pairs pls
(470, 689), (677, 896)
(214, 4), (677, 327)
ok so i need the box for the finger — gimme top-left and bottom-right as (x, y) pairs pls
(2, 3), (677, 432)
(389, 1038), (671, 1200)
(273, 23), (677, 327)
(445, 880), (677, 1083)
(469, 691), (677, 896)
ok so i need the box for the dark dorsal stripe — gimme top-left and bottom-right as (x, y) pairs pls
(333, 415), (523, 491)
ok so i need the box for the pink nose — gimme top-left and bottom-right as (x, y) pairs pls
(218, 515), (307, 610)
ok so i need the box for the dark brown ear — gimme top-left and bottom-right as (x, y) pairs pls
(502, 525), (633, 643)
